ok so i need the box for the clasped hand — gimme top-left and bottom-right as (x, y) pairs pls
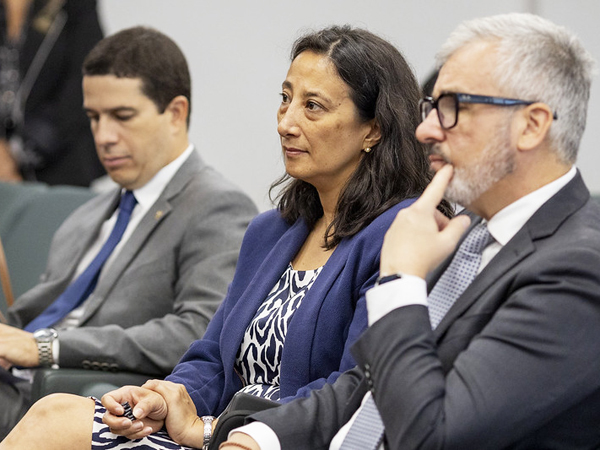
(380, 165), (471, 279)
(101, 380), (205, 448)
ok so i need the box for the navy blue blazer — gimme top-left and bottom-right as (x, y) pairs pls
(167, 199), (416, 416)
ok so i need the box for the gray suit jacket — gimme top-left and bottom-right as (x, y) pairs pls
(8, 151), (257, 376)
(254, 172), (600, 449)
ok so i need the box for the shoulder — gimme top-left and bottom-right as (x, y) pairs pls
(243, 209), (291, 244)
(169, 157), (257, 216)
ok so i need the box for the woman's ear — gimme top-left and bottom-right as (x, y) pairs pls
(363, 120), (382, 149)
(516, 102), (554, 152)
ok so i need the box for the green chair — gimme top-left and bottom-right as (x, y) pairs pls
(0, 182), (96, 315)
(0, 182), (153, 400)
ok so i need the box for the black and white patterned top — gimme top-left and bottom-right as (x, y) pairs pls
(235, 263), (323, 400)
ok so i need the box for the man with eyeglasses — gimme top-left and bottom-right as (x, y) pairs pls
(221, 12), (600, 450)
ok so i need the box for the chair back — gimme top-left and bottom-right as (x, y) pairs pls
(0, 182), (96, 318)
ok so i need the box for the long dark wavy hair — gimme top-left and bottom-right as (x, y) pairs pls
(270, 25), (452, 249)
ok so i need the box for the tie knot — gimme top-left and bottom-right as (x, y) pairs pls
(119, 190), (137, 214)
(461, 222), (493, 255)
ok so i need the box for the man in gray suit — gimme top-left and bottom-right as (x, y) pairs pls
(221, 13), (600, 450)
(0, 26), (256, 438)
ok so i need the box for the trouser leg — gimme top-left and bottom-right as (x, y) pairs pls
(0, 378), (32, 441)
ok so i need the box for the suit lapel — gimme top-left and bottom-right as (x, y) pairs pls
(79, 151), (203, 323)
(60, 191), (121, 285)
(220, 218), (310, 369)
(434, 171), (589, 339)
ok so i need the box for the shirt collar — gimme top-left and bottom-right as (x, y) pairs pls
(486, 166), (577, 246)
(128, 144), (194, 210)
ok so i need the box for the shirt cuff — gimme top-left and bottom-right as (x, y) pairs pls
(229, 422), (281, 450)
(366, 274), (427, 326)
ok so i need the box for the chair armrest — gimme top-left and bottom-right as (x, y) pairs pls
(31, 368), (155, 401)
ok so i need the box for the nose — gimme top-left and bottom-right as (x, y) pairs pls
(415, 109), (445, 144)
(93, 116), (118, 149)
(277, 103), (301, 138)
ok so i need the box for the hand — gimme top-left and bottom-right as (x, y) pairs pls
(380, 165), (471, 279)
(221, 432), (261, 450)
(0, 323), (38, 367)
(142, 379), (205, 448)
(0, 139), (23, 182)
(101, 384), (168, 440)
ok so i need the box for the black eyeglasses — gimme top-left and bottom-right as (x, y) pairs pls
(419, 92), (558, 130)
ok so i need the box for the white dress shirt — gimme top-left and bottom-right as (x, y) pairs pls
(231, 166), (577, 449)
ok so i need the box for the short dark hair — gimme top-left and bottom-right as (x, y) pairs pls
(271, 25), (451, 249)
(83, 26), (191, 127)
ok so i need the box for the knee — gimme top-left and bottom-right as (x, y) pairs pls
(28, 393), (91, 422)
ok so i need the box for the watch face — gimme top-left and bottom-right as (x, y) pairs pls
(33, 328), (58, 341)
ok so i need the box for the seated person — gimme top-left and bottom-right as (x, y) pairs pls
(217, 13), (600, 450)
(0, 0), (105, 186)
(0, 25), (451, 449)
(0, 26), (257, 440)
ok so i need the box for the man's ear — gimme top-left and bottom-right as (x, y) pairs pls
(516, 102), (554, 152)
(363, 119), (382, 149)
(166, 95), (189, 131)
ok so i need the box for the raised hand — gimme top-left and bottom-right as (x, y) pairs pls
(380, 165), (471, 279)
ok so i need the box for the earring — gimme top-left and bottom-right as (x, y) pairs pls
(363, 147), (372, 153)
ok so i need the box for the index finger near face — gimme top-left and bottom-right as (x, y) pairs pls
(415, 164), (453, 209)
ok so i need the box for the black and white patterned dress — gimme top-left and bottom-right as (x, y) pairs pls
(90, 263), (322, 449)
(235, 263), (323, 400)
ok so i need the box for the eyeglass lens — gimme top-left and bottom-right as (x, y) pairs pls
(420, 94), (458, 129)
(437, 94), (457, 129)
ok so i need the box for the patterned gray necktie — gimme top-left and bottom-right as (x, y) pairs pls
(339, 394), (384, 450)
(339, 222), (492, 450)
(428, 222), (493, 329)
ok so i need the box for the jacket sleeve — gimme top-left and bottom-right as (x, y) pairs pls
(352, 241), (600, 449)
(250, 367), (367, 450)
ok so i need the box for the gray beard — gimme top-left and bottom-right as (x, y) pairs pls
(432, 123), (515, 207)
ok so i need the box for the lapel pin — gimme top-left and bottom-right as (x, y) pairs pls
(155, 210), (164, 220)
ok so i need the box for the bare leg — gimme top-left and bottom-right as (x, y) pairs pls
(0, 393), (94, 449)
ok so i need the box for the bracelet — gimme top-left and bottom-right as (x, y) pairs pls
(218, 442), (254, 450)
(200, 416), (215, 450)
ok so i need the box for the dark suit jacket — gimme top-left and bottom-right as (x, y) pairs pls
(8, 151), (257, 376)
(0, 0), (105, 185)
(254, 172), (600, 449)
(167, 198), (416, 416)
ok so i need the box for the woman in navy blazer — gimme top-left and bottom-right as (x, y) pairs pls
(3, 26), (452, 449)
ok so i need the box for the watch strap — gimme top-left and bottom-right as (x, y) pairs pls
(375, 273), (403, 286)
(37, 340), (54, 367)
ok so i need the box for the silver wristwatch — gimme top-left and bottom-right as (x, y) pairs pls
(200, 415), (215, 450)
(33, 328), (58, 367)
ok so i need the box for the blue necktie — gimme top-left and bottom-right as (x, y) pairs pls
(24, 191), (137, 332)
(339, 223), (493, 449)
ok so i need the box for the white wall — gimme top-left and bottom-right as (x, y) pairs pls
(98, 0), (600, 211)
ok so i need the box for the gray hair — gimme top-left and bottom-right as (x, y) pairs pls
(436, 13), (596, 164)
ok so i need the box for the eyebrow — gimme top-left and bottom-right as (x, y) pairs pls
(281, 80), (334, 105)
(84, 106), (137, 115)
